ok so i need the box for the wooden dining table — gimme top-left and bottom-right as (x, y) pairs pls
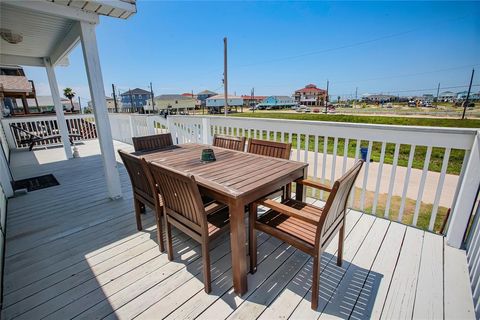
(136, 143), (308, 295)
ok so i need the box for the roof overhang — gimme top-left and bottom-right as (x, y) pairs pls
(0, 1), (136, 67)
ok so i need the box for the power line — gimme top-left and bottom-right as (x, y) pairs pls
(231, 14), (471, 69)
(333, 63), (480, 84)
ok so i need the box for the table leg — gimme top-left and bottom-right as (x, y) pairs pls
(296, 167), (308, 202)
(229, 200), (248, 295)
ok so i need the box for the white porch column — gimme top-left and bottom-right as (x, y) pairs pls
(44, 58), (73, 159)
(79, 21), (122, 199)
(447, 131), (480, 248)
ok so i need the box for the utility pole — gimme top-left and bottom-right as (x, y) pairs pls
(128, 88), (134, 113)
(77, 96), (82, 114)
(462, 68), (475, 120)
(354, 87), (358, 108)
(223, 37), (228, 117)
(112, 84), (118, 113)
(150, 82), (155, 114)
(192, 90), (195, 115)
(324, 80), (329, 114)
(435, 82), (440, 108)
(251, 87), (255, 113)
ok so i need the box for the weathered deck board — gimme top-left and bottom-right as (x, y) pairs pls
(1, 140), (474, 320)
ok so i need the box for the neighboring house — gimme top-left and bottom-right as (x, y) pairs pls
(182, 93), (201, 108)
(422, 94), (434, 102)
(361, 94), (397, 103)
(256, 96), (297, 109)
(36, 96), (80, 113)
(241, 95), (267, 107)
(145, 94), (196, 111)
(0, 65), (38, 116)
(120, 88), (151, 110)
(88, 96), (120, 111)
(294, 84), (327, 107)
(197, 90), (217, 105)
(206, 95), (243, 110)
(438, 91), (456, 102)
(456, 91), (468, 101)
(471, 92), (480, 101)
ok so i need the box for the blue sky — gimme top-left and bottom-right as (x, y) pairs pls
(25, 1), (480, 102)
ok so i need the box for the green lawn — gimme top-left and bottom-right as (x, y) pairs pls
(230, 113), (480, 175)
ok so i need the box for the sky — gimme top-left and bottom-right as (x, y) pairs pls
(24, 1), (480, 103)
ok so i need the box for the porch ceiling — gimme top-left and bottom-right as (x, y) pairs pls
(0, 3), (75, 61)
(0, 0), (136, 67)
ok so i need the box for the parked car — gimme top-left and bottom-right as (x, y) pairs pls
(313, 108), (320, 113)
(304, 108), (311, 113)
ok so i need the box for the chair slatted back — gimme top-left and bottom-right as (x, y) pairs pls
(133, 133), (173, 152)
(318, 160), (364, 245)
(118, 150), (155, 205)
(247, 138), (291, 160)
(213, 134), (246, 152)
(147, 162), (206, 234)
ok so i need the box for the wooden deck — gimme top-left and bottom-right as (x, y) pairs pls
(2, 140), (475, 319)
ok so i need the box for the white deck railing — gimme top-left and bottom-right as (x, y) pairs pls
(1, 114), (98, 149)
(108, 114), (479, 241)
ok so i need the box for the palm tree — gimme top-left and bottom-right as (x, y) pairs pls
(63, 88), (76, 112)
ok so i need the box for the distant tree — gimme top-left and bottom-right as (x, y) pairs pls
(63, 88), (76, 112)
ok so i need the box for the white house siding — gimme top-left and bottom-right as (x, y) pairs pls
(145, 97), (196, 111)
(206, 96), (243, 107)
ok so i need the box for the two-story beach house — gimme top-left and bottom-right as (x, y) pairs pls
(294, 84), (327, 107)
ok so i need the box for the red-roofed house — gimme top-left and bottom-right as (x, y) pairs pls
(294, 84), (327, 107)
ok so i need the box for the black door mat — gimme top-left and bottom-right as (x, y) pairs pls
(12, 174), (60, 192)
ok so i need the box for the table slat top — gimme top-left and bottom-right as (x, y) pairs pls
(137, 143), (307, 198)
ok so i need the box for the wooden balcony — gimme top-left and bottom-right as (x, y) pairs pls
(1, 140), (475, 319)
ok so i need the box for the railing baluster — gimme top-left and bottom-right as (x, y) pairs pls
(398, 144), (416, 222)
(342, 138), (349, 175)
(296, 133), (301, 161)
(349, 139), (361, 208)
(372, 141), (386, 216)
(330, 137), (338, 187)
(313, 135), (319, 198)
(360, 140), (373, 211)
(429, 148), (451, 231)
(304, 134), (309, 164)
(281, 131), (285, 143)
(321, 136), (328, 199)
(413, 146), (433, 226)
(385, 143), (400, 218)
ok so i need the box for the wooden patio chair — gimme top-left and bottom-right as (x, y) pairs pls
(249, 160), (364, 310)
(118, 150), (165, 252)
(212, 134), (246, 151)
(10, 123), (81, 151)
(247, 138), (292, 160)
(247, 138), (292, 199)
(132, 133), (173, 152)
(145, 161), (230, 293)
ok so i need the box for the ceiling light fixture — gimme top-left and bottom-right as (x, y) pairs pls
(0, 29), (23, 44)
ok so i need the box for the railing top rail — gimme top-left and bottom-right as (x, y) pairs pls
(167, 115), (478, 150)
(1, 114), (95, 124)
(188, 115), (479, 136)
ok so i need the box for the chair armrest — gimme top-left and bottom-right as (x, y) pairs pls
(258, 199), (320, 225)
(296, 179), (332, 192)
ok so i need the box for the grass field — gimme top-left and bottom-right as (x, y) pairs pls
(231, 112), (480, 174)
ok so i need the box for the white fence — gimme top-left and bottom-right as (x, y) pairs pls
(0, 114), (98, 149)
(108, 114), (479, 241)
